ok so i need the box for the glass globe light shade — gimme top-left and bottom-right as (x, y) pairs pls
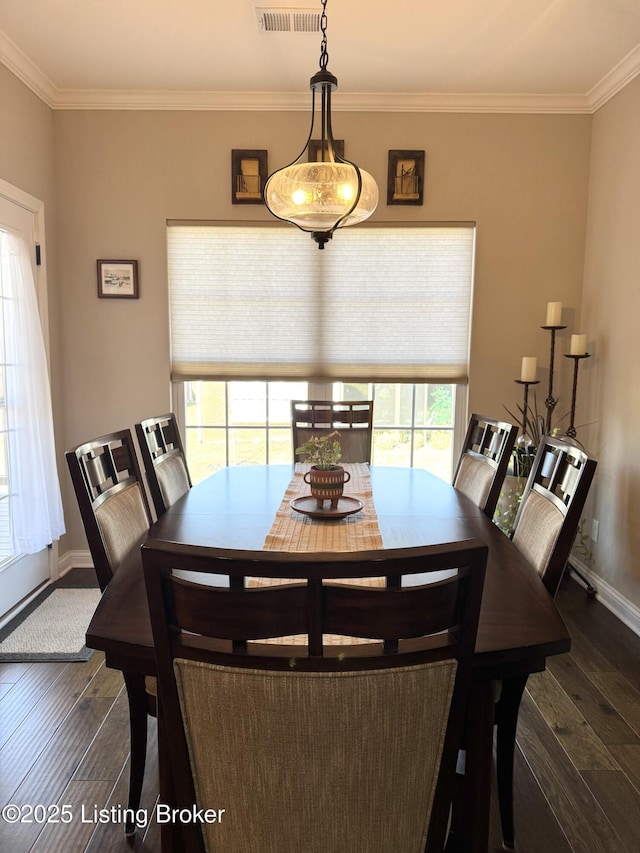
(264, 161), (378, 232)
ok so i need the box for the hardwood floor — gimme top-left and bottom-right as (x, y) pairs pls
(1, 572), (639, 852)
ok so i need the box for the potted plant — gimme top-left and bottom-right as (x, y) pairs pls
(295, 430), (351, 509)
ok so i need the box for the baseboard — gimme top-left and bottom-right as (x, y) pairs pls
(58, 549), (94, 574)
(569, 557), (640, 637)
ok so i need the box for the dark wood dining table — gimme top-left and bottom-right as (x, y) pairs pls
(86, 463), (570, 853)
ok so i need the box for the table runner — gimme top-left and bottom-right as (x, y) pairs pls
(263, 462), (384, 552)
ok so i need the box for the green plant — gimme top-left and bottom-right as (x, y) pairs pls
(295, 431), (342, 469)
(573, 518), (595, 569)
(504, 391), (571, 445)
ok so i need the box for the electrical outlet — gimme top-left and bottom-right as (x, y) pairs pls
(591, 519), (599, 543)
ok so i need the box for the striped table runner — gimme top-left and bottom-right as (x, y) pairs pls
(263, 462), (384, 553)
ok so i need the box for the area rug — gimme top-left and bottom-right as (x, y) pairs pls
(0, 586), (102, 662)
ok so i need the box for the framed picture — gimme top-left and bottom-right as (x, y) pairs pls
(308, 139), (345, 161)
(97, 260), (139, 299)
(387, 150), (425, 205)
(231, 149), (268, 204)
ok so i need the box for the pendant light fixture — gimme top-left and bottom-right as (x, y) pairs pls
(263, 0), (378, 249)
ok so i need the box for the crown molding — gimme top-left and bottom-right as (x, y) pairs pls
(19, 86), (597, 114)
(587, 43), (640, 112)
(2, 28), (639, 115)
(0, 30), (57, 107)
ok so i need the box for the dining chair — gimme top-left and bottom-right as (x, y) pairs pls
(135, 412), (192, 518)
(65, 429), (156, 836)
(496, 435), (597, 850)
(143, 540), (488, 853)
(452, 413), (518, 518)
(291, 399), (374, 464)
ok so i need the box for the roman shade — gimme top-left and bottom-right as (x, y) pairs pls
(167, 223), (474, 383)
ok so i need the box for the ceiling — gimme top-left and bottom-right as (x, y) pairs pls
(1, 1), (640, 113)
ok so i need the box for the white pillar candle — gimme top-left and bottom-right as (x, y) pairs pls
(570, 334), (587, 355)
(520, 356), (537, 382)
(546, 301), (562, 325)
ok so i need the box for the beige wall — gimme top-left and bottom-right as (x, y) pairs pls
(581, 76), (640, 608)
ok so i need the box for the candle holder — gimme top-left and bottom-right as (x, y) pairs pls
(541, 324), (566, 434)
(514, 379), (540, 447)
(563, 353), (591, 438)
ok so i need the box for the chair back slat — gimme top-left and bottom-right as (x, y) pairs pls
(171, 579), (310, 640)
(322, 579), (463, 640)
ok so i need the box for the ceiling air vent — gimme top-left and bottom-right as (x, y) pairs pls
(256, 8), (320, 33)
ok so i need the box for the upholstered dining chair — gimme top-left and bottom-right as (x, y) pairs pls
(452, 414), (518, 518)
(143, 540), (488, 853)
(65, 429), (156, 836)
(496, 435), (597, 850)
(135, 412), (192, 518)
(291, 399), (374, 464)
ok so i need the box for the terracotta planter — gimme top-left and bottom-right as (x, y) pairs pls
(303, 465), (351, 509)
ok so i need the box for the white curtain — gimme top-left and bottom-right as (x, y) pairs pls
(0, 230), (65, 554)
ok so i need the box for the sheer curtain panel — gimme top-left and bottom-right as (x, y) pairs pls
(0, 231), (65, 554)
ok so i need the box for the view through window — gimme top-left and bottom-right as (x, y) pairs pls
(178, 381), (459, 485)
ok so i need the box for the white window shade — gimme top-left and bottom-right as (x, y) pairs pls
(167, 224), (474, 383)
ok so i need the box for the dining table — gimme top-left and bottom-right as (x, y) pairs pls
(86, 462), (571, 853)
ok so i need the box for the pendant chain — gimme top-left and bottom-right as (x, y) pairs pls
(319, 0), (329, 70)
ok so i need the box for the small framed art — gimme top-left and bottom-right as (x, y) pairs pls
(387, 150), (425, 205)
(97, 259), (139, 299)
(231, 149), (268, 204)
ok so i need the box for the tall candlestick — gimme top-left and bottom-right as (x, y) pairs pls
(564, 352), (591, 438)
(546, 302), (562, 326)
(570, 334), (587, 356)
(520, 356), (537, 382)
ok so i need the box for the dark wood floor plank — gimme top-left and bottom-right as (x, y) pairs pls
(609, 743), (640, 796)
(0, 661), (36, 683)
(525, 669), (618, 771)
(0, 695), (115, 850)
(588, 670), (640, 737)
(84, 722), (160, 853)
(516, 690), (628, 852)
(508, 745), (574, 853)
(73, 689), (131, 782)
(560, 600), (640, 687)
(0, 661), (66, 749)
(547, 653), (640, 746)
(556, 611), (620, 674)
(29, 780), (115, 853)
(580, 769), (640, 853)
(0, 656), (110, 803)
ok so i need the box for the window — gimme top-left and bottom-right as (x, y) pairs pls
(168, 223), (474, 482)
(179, 381), (460, 484)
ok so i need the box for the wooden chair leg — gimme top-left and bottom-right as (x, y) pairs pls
(495, 674), (529, 850)
(447, 680), (495, 853)
(122, 672), (149, 836)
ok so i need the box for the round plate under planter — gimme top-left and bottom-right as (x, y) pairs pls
(290, 495), (364, 520)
